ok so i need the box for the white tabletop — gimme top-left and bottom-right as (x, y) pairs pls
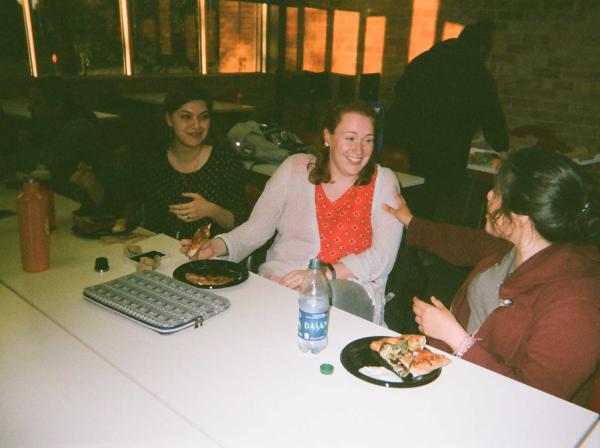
(0, 97), (119, 121)
(0, 282), (217, 448)
(122, 92), (255, 113)
(243, 160), (425, 188)
(0, 187), (597, 447)
(579, 419), (600, 447)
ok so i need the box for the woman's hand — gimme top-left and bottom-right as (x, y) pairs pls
(278, 270), (308, 290)
(70, 162), (104, 205)
(169, 192), (215, 223)
(413, 296), (469, 351)
(383, 191), (413, 227)
(180, 237), (227, 259)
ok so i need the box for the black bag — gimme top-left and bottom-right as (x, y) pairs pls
(384, 235), (426, 334)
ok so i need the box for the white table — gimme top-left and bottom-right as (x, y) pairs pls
(579, 419), (600, 447)
(243, 160), (425, 189)
(0, 283), (218, 448)
(0, 188), (597, 447)
(0, 97), (119, 122)
(121, 92), (255, 114)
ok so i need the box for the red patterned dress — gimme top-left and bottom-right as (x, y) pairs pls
(315, 168), (377, 265)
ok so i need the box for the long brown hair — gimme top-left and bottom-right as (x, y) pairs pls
(308, 100), (377, 186)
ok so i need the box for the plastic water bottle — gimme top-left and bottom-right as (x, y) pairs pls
(297, 258), (331, 354)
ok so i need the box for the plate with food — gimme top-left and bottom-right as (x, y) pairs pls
(173, 259), (249, 289)
(340, 335), (451, 388)
(72, 214), (133, 238)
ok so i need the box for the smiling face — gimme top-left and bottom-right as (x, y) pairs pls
(166, 100), (210, 150)
(323, 112), (374, 182)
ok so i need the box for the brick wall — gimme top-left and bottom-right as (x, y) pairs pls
(375, 0), (600, 149)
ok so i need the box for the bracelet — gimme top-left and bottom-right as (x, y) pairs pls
(453, 335), (476, 358)
(324, 263), (336, 280)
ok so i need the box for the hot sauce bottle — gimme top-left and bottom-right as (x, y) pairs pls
(16, 178), (50, 272)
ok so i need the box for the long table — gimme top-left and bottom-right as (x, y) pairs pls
(0, 283), (217, 448)
(0, 97), (119, 122)
(1, 187), (598, 447)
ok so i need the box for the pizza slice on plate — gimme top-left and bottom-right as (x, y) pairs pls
(370, 335), (450, 378)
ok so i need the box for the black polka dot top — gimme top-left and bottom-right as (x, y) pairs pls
(133, 145), (249, 240)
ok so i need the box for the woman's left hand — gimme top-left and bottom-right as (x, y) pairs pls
(278, 270), (308, 290)
(413, 296), (469, 351)
(169, 192), (214, 222)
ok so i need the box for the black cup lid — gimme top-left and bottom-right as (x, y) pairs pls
(94, 257), (109, 272)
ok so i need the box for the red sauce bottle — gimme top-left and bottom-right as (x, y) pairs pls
(16, 178), (50, 272)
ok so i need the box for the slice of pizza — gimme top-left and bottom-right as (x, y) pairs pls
(370, 335), (450, 378)
(185, 272), (233, 286)
(399, 349), (452, 377)
(187, 223), (212, 257)
(369, 335), (426, 353)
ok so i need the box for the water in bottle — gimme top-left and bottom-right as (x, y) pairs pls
(297, 258), (331, 354)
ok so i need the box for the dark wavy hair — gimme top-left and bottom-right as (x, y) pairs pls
(162, 87), (214, 116)
(491, 147), (599, 245)
(160, 87), (215, 146)
(308, 100), (377, 186)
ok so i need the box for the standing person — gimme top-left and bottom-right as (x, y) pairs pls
(384, 147), (600, 404)
(182, 101), (403, 325)
(124, 87), (248, 240)
(385, 20), (508, 222)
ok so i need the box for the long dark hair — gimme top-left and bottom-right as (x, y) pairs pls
(309, 100), (377, 186)
(491, 147), (599, 245)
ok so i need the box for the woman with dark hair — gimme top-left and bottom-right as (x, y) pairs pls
(385, 147), (600, 404)
(183, 100), (403, 324)
(125, 87), (248, 239)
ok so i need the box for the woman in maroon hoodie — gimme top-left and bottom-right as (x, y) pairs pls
(385, 147), (600, 405)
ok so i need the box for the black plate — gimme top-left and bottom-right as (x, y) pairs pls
(340, 336), (442, 388)
(173, 260), (249, 289)
(72, 222), (133, 239)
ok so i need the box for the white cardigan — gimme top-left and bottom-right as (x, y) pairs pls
(220, 153), (403, 324)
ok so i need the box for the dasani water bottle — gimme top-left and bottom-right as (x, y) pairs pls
(297, 258), (331, 354)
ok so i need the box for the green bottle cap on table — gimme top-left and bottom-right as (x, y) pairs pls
(320, 363), (334, 375)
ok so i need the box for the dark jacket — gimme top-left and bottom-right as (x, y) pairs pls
(407, 217), (600, 404)
(386, 38), (508, 185)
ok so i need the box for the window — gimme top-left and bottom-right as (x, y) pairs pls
(303, 7), (326, 72)
(27, 0), (123, 76)
(130, 0), (199, 74)
(0, 1), (29, 77)
(206, 0), (262, 73)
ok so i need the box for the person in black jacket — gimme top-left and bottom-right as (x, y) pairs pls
(385, 20), (508, 223)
